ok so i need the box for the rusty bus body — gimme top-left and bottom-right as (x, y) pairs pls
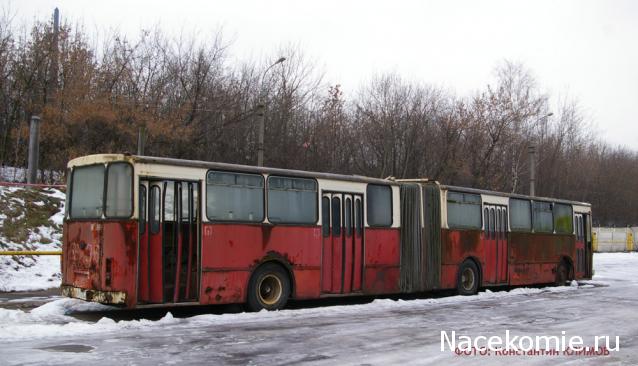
(61, 154), (592, 310)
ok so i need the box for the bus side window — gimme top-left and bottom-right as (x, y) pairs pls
(332, 197), (341, 236)
(150, 185), (161, 234)
(495, 208), (501, 239)
(490, 208), (496, 239)
(366, 184), (392, 227)
(484, 207), (489, 233)
(322, 197), (330, 237)
(503, 208), (508, 236)
(139, 185), (146, 234)
(345, 198), (352, 237)
(355, 198), (363, 237)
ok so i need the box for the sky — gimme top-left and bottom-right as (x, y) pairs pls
(8, 0), (638, 149)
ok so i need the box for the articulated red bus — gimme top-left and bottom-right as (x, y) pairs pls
(61, 154), (593, 310)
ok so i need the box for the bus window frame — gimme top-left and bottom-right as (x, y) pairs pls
(205, 169), (266, 224)
(139, 184), (147, 235)
(366, 184), (394, 228)
(68, 163), (105, 220)
(447, 191), (482, 230)
(104, 162), (135, 219)
(553, 202), (573, 235)
(68, 161), (135, 221)
(149, 184), (161, 234)
(532, 200), (554, 234)
(509, 198), (532, 232)
(266, 175), (319, 226)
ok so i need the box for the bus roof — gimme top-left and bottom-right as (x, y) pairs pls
(67, 154), (592, 207)
(67, 153), (399, 186)
(440, 184), (591, 207)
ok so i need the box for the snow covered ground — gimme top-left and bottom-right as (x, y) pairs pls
(0, 185), (65, 291)
(0, 253), (636, 365)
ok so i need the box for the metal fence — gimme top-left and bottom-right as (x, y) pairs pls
(592, 227), (636, 252)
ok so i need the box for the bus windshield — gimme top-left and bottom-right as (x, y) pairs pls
(70, 163), (132, 219)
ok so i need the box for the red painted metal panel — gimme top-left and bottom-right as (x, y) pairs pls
(293, 269), (321, 298)
(482, 232), (497, 284)
(200, 271), (249, 304)
(201, 224), (321, 269)
(440, 264), (458, 289)
(441, 229), (576, 289)
(147, 224), (164, 303)
(575, 239), (585, 279)
(63, 221), (101, 290)
(63, 220), (138, 308)
(363, 228), (400, 294)
(342, 231), (353, 294)
(499, 233), (508, 283)
(172, 226), (183, 303)
(185, 223), (194, 299)
(364, 228), (400, 266)
(441, 229), (484, 266)
(508, 232), (575, 285)
(509, 263), (557, 285)
(330, 228), (344, 293)
(363, 266), (400, 293)
(200, 223), (322, 302)
(352, 230), (363, 292)
(321, 232), (332, 293)
(138, 224), (149, 302)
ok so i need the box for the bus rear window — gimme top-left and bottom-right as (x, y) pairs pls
(70, 165), (105, 218)
(70, 163), (133, 219)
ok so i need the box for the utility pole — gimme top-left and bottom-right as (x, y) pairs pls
(257, 57), (286, 167)
(51, 8), (59, 95)
(137, 125), (145, 155)
(528, 112), (553, 196)
(528, 145), (536, 196)
(26, 9), (58, 184)
(27, 116), (41, 184)
(48, 8), (59, 103)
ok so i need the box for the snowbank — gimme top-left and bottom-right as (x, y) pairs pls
(0, 186), (65, 291)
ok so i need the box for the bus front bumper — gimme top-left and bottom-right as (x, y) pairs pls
(61, 285), (127, 305)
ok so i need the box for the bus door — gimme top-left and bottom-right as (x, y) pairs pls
(483, 204), (508, 285)
(138, 179), (200, 304)
(584, 214), (593, 278)
(574, 213), (587, 278)
(321, 192), (364, 294)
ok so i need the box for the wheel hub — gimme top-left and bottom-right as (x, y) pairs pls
(461, 268), (475, 291)
(258, 274), (282, 306)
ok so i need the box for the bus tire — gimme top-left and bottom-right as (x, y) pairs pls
(247, 262), (291, 312)
(555, 260), (572, 286)
(457, 260), (479, 296)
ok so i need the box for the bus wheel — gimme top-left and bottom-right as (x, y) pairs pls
(555, 261), (572, 286)
(457, 260), (479, 296)
(247, 263), (291, 311)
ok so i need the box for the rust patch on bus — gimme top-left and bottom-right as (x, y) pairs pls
(441, 229), (483, 263)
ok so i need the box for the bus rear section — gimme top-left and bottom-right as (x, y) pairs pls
(61, 159), (138, 307)
(62, 155), (202, 309)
